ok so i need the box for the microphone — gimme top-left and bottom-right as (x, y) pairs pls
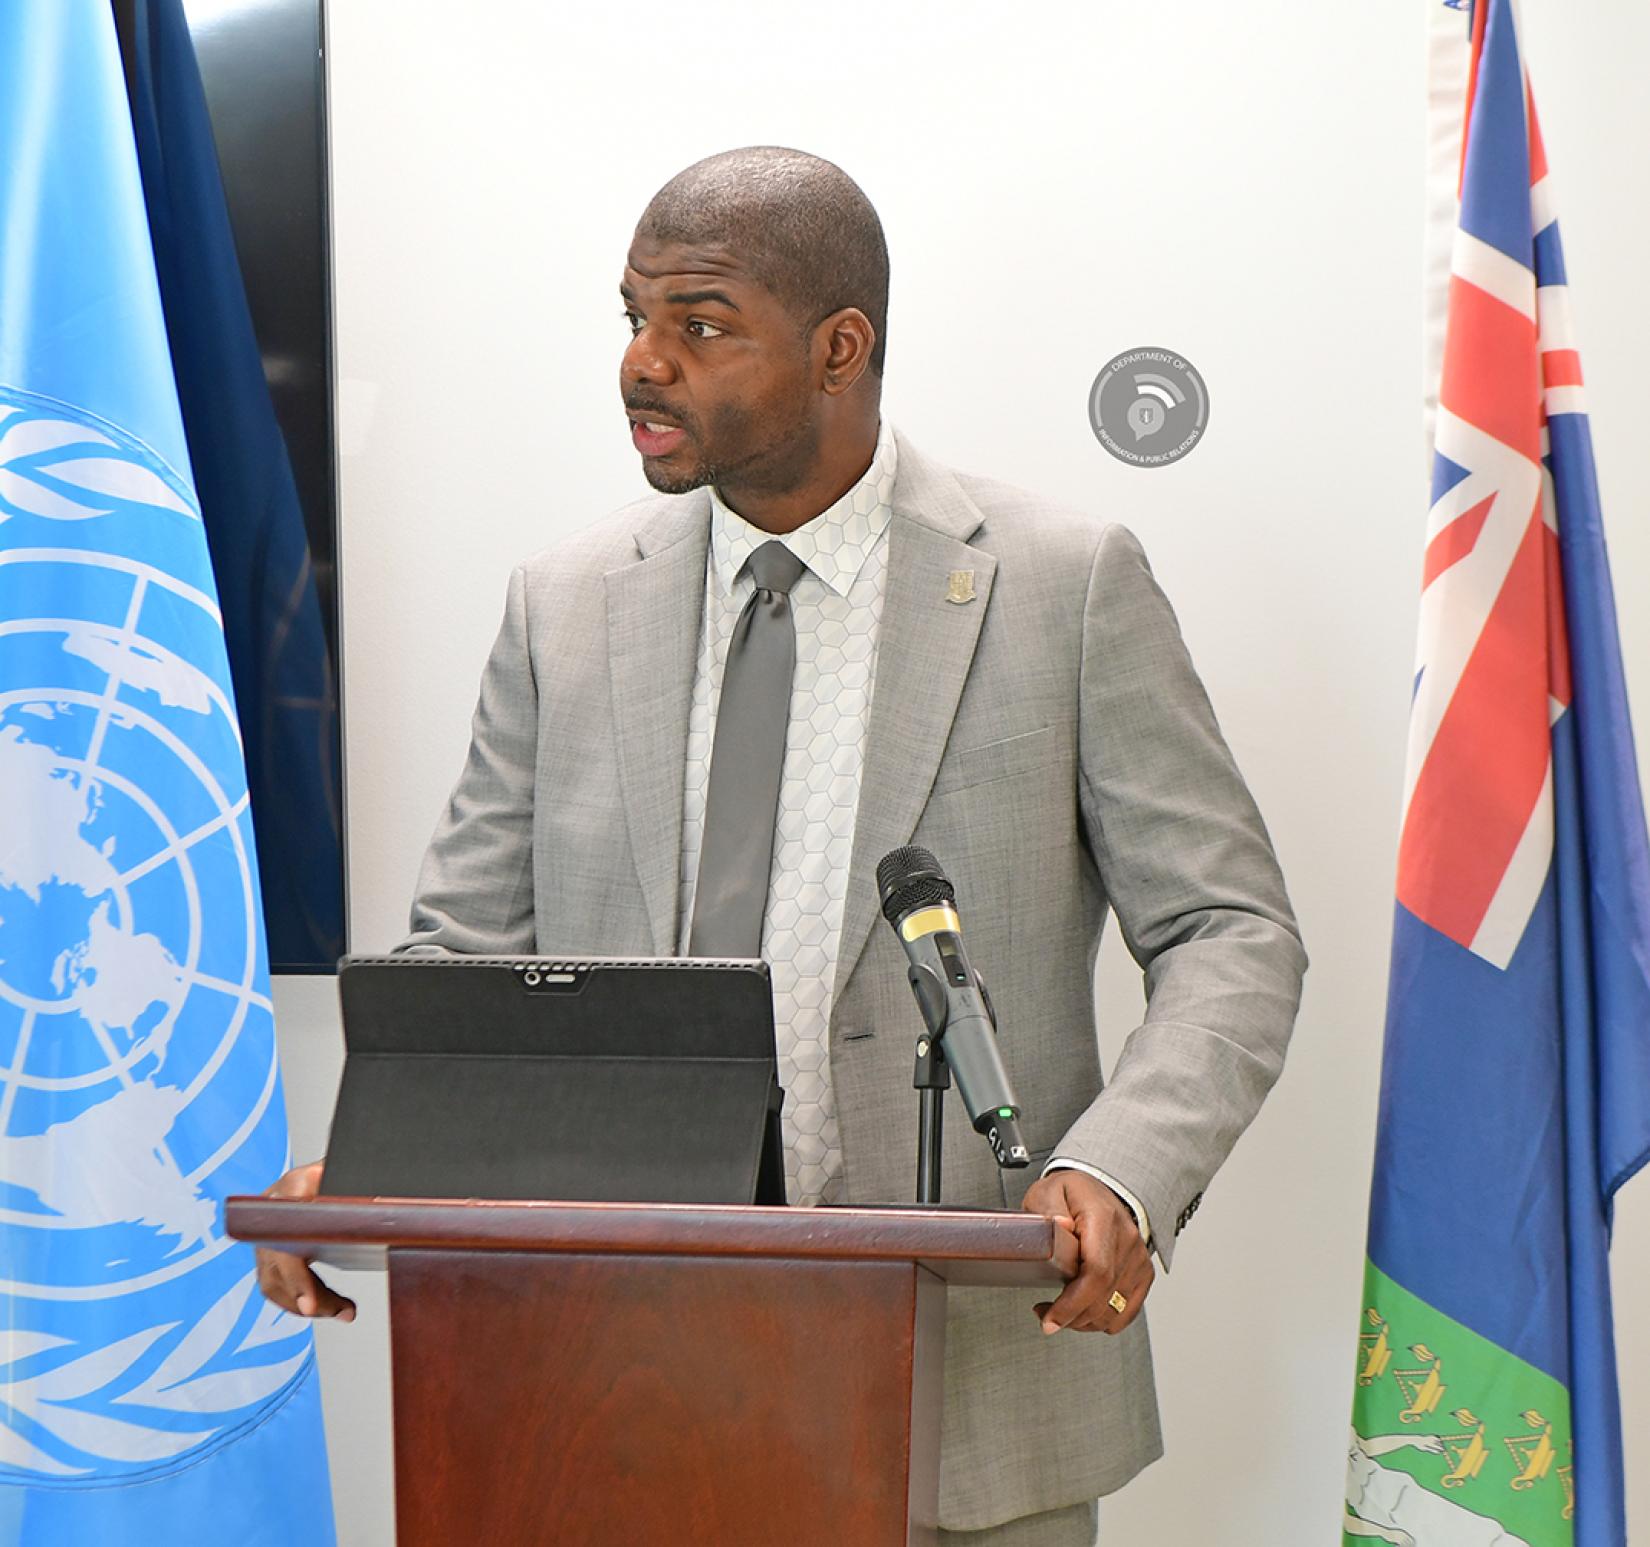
(876, 846), (1030, 1169)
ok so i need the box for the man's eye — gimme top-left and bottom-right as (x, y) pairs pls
(686, 319), (724, 340)
(621, 310), (642, 335)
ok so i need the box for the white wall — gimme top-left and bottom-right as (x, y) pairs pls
(276, 3), (1650, 1542)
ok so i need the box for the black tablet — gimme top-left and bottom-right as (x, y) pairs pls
(320, 955), (785, 1206)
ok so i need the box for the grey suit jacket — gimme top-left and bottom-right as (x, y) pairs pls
(403, 428), (1306, 1530)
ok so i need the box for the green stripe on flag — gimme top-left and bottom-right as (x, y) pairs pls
(1345, 1260), (1572, 1546)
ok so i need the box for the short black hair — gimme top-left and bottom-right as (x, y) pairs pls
(637, 147), (890, 376)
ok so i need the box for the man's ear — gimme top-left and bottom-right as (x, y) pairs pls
(815, 308), (876, 395)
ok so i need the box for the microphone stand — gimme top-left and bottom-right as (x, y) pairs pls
(913, 1031), (950, 1205)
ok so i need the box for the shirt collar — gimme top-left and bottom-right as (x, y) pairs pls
(708, 419), (897, 600)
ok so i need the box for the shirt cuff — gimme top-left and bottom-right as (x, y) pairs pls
(1042, 1157), (1154, 1252)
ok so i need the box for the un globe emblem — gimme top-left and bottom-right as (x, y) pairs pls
(0, 387), (312, 1479)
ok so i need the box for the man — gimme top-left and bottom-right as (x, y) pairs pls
(258, 147), (1306, 1545)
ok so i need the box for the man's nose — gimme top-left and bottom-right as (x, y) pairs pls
(621, 327), (679, 390)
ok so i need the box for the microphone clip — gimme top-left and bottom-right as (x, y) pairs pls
(911, 1011), (952, 1207)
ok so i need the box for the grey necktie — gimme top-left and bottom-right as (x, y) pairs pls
(688, 540), (807, 958)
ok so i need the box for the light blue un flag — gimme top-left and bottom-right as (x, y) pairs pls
(0, 5), (335, 1541)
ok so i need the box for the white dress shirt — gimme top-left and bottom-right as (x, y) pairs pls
(678, 421), (897, 1204)
(677, 420), (1153, 1247)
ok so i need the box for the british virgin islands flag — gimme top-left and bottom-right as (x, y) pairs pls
(0, 5), (333, 1542)
(1347, 3), (1650, 1545)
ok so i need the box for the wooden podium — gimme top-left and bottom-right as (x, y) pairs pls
(227, 1196), (1075, 1547)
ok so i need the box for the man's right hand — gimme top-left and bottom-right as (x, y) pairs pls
(253, 1160), (357, 1323)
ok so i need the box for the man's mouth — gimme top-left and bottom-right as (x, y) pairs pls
(628, 414), (689, 458)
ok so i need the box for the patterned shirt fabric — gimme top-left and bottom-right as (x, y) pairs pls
(678, 420), (897, 1206)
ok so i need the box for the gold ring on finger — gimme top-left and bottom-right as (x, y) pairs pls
(1108, 1289), (1128, 1314)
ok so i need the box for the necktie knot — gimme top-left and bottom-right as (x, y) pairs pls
(746, 540), (806, 597)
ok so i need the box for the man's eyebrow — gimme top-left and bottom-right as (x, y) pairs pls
(668, 288), (741, 311)
(618, 282), (742, 312)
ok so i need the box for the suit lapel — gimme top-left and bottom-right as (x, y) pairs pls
(831, 434), (997, 1005)
(605, 493), (711, 953)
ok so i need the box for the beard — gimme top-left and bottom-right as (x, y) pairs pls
(628, 374), (819, 504)
(641, 457), (712, 495)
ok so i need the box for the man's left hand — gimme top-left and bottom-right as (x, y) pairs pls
(1020, 1169), (1154, 1335)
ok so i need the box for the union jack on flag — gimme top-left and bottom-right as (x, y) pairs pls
(1347, 3), (1650, 1545)
(1400, 0), (1581, 970)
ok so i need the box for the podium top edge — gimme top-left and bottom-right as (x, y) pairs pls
(226, 1195), (1074, 1277)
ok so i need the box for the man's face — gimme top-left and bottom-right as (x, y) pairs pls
(620, 237), (819, 497)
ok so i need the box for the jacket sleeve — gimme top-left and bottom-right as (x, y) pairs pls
(1053, 523), (1307, 1269)
(399, 563), (540, 955)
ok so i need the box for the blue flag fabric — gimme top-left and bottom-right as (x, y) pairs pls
(1348, 3), (1650, 1544)
(0, 5), (334, 1542)
(121, 0), (344, 973)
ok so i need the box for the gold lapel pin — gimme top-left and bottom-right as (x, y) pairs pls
(946, 569), (977, 605)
